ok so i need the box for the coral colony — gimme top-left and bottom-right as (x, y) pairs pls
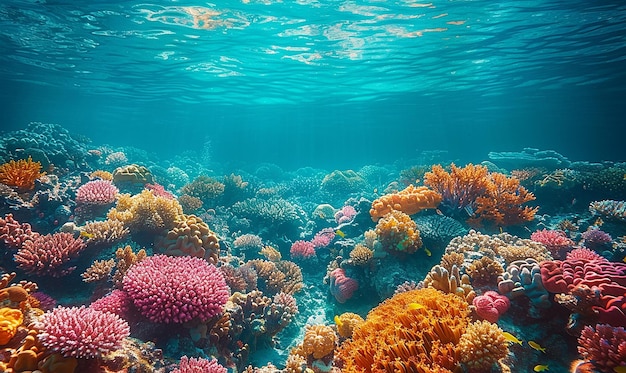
(1, 123), (626, 372)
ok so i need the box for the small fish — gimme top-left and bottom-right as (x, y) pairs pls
(435, 208), (443, 216)
(502, 332), (522, 345)
(335, 229), (346, 238)
(499, 227), (503, 233)
(528, 340), (546, 353)
(79, 231), (94, 239)
(334, 315), (343, 328)
(533, 364), (549, 372)
(423, 247), (432, 257)
(623, 173), (626, 181)
(373, 188), (378, 194)
(622, 256), (626, 264)
(614, 366), (626, 373)
(407, 303), (425, 311)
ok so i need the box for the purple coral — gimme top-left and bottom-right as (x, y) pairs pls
(581, 228), (612, 250)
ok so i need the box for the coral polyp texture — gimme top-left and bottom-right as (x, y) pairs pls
(37, 306), (130, 359)
(14, 232), (87, 277)
(337, 287), (470, 372)
(0, 157), (44, 191)
(122, 254), (230, 323)
(172, 356), (227, 373)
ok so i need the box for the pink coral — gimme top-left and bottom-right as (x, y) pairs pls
(530, 229), (574, 259)
(37, 306), (130, 359)
(311, 228), (335, 248)
(577, 324), (626, 372)
(14, 232), (87, 277)
(329, 268), (359, 303)
(172, 356), (227, 373)
(146, 183), (175, 199)
(472, 291), (510, 323)
(540, 250), (626, 327)
(122, 254), (229, 323)
(75, 179), (119, 205)
(290, 240), (316, 260)
(335, 205), (357, 224)
(90, 289), (135, 320)
(0, 213), (40, 250)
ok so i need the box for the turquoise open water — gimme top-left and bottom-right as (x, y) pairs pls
(1, 0), (625, 169)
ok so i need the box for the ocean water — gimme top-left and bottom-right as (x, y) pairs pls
(2, 1), (626, 373)
(2, 0), (625, 169)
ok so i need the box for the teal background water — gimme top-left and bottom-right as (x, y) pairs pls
(1, 0), (625, 169)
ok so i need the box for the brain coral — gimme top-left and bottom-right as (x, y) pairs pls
(337, 287), (470, 373)
(154, 214), (220, 265)
(122, 254), (229, 323)
(37, 306), (130, 359)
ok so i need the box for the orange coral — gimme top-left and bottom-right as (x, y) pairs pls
(90, 170), (113, 181)
(301, 324), (337, 359)
(424, 164), (537, 227)
(0, 157), (44, 191)
(337, 288), (470, 373)
(458, 320), (509, 372)
(370, 185), (442, 221)
(155, 214), (220, 264)
(468, 172), (538, 227)
(335, 312), (364, 338)
(0, 307), (23, 345)
(375, 210), (422, 254)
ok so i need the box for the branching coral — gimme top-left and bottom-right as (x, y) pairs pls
(0, 157), (44, 191)
(81, 259), (115, 283)
(424, 164), (537, 227)
(424, 264), (476, 303)
(14, 232), (87, 277)
(337, 288), (470, 373)
(348, 244), (373, 266)
(466, 256), (504, 288)
(577, 323), (626, 372)
(180, 175), (225, 204)
(243, 260), (303, 296)
(369, 185), (442, 221)
(81, 219), (129, 247)
(111, 245), (147, 287)
(375, 210), (423, 254)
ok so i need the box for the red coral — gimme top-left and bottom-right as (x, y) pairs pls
(473, 291), (510, 322)
(122, 254), (229, 323)
(540, 250), (626, 327)
(0, 213), (40, 250)
(531, 229), (574, 259)
(14, 232), (86, 277)
(329, 268), (359, 303)
(37, 306), (130, 359)
(290, 240), (316, 260)
(577, 324), (626, 372)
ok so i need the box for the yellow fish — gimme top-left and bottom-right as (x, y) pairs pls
(408, 303), (425, 311)
(614, 366), (626, 373)
(423, 247), (432, 257)
(502, 332), (522, 345)
(79, 231), (94, 239)
(533, 364), (549, 372)
(334, 315), (343, 328)
(528, 340), (546, 353)
(335, 229), (346, 238)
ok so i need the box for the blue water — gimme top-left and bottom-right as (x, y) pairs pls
(1, 0), (625, 169)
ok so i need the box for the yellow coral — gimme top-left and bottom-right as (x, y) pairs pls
(107, 189), (183, 234)
(90, 170), (113, 181)
(349, 244), (373, 266)
(0, 157), (44, 191)
(112, 245), (147, 286)
(337, 288), (470, 373)
(335, 312), (364, 338)
(155, 214), (220, 264)
(458, 320), (509, 371)
(112, 164), (153, 185)
(302, 324), (337, 359)
(81, 259), (115, 283)
(424, 264), (476, 303)
(375, 210), (423, 253)
(259, 246), (282, 262)
(0, 307), (23, 345)
(82, 219), (129, 246)
(466, 257), (504, 287)
(370, 185), (442, 221)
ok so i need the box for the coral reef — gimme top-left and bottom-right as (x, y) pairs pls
(122, 255), (230, 323)
(369, 184), (442, 221)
